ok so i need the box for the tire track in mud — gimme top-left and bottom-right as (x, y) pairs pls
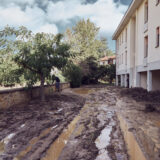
(55, 87), (128, 160)
(0, 93), (85, 160)
(0, 86), (128, 160)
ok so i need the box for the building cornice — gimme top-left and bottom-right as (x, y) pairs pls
(112, 0), (144, 40)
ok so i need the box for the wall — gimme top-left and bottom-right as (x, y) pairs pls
(116, 22), (130, 75)
(148, 0), (160, 64)
(0, 83), (70, 110)
(136, 1), (146, 67)
(140, 72), (147, 89)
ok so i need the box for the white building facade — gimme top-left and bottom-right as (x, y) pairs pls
(113, 0), (160, 91)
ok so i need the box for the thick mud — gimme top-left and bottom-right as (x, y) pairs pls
(0, 93), (85, 160)
(57, 87), (128, 160)
(0, 86), (128, 160)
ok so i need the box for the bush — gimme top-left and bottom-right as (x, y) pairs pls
(63, 64), (82, 88)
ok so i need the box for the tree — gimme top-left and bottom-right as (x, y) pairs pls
(65, 19), (109, 63)
(107, 64), (116, 84)
(100, 64), (116, 84)
(63, 64), (82, 88)
(1, 26), (70, 101)
(0, 26), (24, 87)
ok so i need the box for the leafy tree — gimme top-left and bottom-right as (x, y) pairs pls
(63, 64), (82, 88)
(100, 64), (116, 84)
(0, 26), (23, 87)
(80, 56), (102, 84)
(79, 56), (116, 85)
(1, 26), (70, 100)
(65, 19), (109, 63)
(106, 64), (116, 84)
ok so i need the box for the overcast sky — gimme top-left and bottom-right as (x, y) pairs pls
(0, 0), (132, 51)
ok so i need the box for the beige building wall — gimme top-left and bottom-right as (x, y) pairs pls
(136, 1), (146, 67)
(148, 0), (160, 64)
(140, 72), (147, 89)
(113, 0), (160, 91)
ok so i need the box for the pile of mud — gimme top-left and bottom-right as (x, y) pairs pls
(120, 87), (160, 112)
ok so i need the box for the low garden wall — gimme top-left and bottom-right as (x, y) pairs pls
(0, 83), (70, 109)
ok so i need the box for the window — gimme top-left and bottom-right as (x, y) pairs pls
(144, 2), (148, 24)
(156, 27), (160, 47)
(156, 0), (160, 5)
(122, 53), (123, 64)
(125, 51), (127, 65)
(144, 36), (148, 57)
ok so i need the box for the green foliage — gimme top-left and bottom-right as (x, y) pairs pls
(1, 26), (70, 100)
(80, 56), (99, 84)
(65, 19), (109, 63)
(64, 19), (115, 86)
(100, 64), (116, 84)
(79, 57), (116, 85)
(0, 48), (22, 87)
(63, 64), (82, 88)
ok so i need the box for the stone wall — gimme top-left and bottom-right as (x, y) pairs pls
(0, 83), (70, 110)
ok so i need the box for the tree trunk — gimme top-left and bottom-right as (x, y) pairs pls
(40, 75), (45, 101)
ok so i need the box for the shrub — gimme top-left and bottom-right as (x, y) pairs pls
(63, 64), (82, 88)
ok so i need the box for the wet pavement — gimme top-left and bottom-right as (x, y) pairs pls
(0, 86), (128, 160)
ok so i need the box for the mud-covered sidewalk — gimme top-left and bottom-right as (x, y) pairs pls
(0, 86), (128, 160)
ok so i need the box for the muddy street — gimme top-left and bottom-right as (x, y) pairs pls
(0, 86), (128, 160)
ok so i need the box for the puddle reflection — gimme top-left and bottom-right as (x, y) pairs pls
(72, 88), (92, 95)
(0, 142), (4, 155)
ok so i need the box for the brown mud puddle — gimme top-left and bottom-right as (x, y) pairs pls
(41, 115), (80, 160)
(42, 104), (89, 160)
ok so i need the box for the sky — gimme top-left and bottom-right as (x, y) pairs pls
(0, 0), (132, 51)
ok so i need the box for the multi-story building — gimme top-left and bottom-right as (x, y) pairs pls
(99, 55), (116, 66)
(112, 0), (160, 91)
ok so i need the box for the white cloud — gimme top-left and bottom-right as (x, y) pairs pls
(0, 0), (36, 6)
(0, 4), (58, 34)
(36, 24), (58, 34)
(0, 0), (128, 49)
(46, 0), (127, 34)
(0, 6), (29, 26)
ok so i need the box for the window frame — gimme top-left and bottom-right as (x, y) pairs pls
(144, 1), (148, 24)
(156, 27), (160, 48)
(144, 36), (148, 58)
(125, 51), (127, 65)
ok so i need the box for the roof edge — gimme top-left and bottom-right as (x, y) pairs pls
(112, 0), (144, 40)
